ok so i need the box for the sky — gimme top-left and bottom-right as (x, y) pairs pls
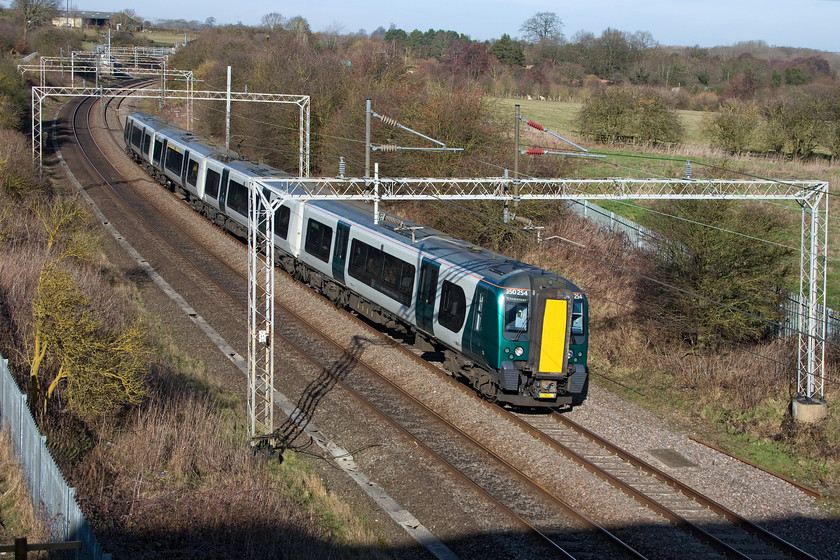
(33, 0), (840, 52)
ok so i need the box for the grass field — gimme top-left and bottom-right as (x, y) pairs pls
(78, 29), (197, 49)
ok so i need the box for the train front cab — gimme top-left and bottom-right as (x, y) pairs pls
(466, 275), (587, 408)
(527, 285), (588, 406)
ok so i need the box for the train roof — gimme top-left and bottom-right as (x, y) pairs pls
(128, 112), (241, 162)
(305, 199), (576, 289)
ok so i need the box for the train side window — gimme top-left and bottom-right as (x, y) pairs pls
(347, 240), (414, 306)
(381, 253), (414, 305)
(205, 169), (221, 199)
(152, 139), (163, 165)
(130, 124), (143, 148)
(164, 145), (184, 175)
(348, 239), (379, 285)
(275, 204), (290, 240)
(227, 179), (248, 215)
(186, 158), (199, 187)
(304, 219), (333, 262)
(473, 292), (484, 332)
(142, 132), (152, 155)
(439, 280), (466, 333)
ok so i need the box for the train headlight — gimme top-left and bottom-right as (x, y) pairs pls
(514, 346), (524, 357)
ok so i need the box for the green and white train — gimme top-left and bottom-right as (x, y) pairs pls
(125, 111), (589, 408)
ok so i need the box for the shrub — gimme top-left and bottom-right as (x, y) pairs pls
(642, 200), (796, 349)
(701, 101), (760, 154)
(576, 86), (683, 145)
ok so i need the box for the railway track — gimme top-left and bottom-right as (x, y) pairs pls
(55, 87), (823, 560)
(511, 412), (818, 560)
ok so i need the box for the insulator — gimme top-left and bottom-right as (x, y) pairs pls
(378, 144), (399, 152)
(380, 115), (400, 127)
(338, 156), (345, 178)
(526, 148), (546, 155)
(526, 120), (545, 131)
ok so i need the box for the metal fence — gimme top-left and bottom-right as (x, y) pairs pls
(0, 355), (110, 560)
(568, 199), (656, 250)
(781, 292), (840, 339)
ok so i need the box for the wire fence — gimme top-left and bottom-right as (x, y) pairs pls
(0, 355), (110, 560)
(781, 292), (840, 339)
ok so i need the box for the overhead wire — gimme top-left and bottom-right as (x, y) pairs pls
(203, 96), (827, 267)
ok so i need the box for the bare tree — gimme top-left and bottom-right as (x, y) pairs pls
(320, 22), (345, 51)
(111, 9), (141, 31)
(519, 11), (564, 44)
(285, 15), (311, 43)
(11, 0), (59, 38)
(261, 11), (284, 31)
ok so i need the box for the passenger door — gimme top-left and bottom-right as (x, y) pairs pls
(332, 221), (350, 284)
(218, 169), (230, 212)
(416, 258), (439, 334)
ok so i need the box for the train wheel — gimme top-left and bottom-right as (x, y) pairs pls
(474, 369), (498, 403)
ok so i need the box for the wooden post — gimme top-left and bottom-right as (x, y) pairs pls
(1, 539), (82, 558)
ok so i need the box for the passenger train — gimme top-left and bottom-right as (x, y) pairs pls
(123, 112), (589, 408)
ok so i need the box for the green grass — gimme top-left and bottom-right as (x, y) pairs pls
(677, 108), (707, 145)
(77, 29), (197, 49)
(492, 97), (582, 139)
(493, 97), (709, 148)
(143, 30), (199, 47)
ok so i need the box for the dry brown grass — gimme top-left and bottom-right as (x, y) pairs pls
(0, 428), (50, 550)
(0, 171), (387, 557)
(74, 367), (386, 559)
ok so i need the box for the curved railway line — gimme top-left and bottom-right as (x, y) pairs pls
(50, 83), (825, 560)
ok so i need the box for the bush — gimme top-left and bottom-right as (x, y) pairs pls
(0, 128), (42, 196)
(576, 86), (683, 145)
(701, 101), (760, 154)
(760, 92), (824, 158)
(642, 200), (796, 349)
